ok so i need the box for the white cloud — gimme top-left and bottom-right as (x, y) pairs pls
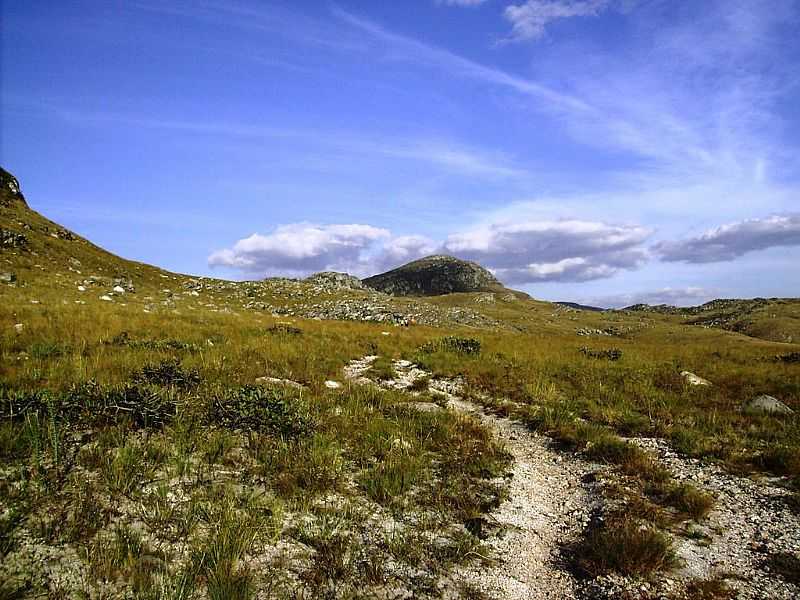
(209, 217), (652, 283)
(376, 235), (439, 270)
(654, 214), (800, 263)
(443, 219), (651, 282)
(208, 223), (390, 276)
(503, 0), (610, 41)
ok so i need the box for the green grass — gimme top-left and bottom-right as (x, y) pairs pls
(575, 513), (678, 576)
(1, 189), (799, 594)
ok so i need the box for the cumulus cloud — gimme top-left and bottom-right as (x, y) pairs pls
(208, 223), (390, 276)
(503, 0), (610, 41)
(654, 214), (800, 263)
(376, 235), (439, 270)
(586, 287), (717, 309)
(211, 217), (652, 283)
(443, 219), (651, 283)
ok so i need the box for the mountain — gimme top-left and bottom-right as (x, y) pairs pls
(362, 255), (508, 297)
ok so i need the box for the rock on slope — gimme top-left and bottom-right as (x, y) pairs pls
(363, 254), (506, 297)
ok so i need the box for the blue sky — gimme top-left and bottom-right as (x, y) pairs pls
(2, 0), (799, 306)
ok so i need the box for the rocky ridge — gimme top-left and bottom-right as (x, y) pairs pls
(363, 255), (506, 297)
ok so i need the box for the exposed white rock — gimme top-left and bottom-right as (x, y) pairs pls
(681, 371), (713, 386)
(255, 377), (306, 390)
(324, 380), (342, 389)
(13, 323), (23, 334)
(113, 285), (125, 294)
(99, 295), (113, 302)
(743, 395), (794, 415)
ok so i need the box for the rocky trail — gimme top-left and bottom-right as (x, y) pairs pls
(631, 438), (800, 600)
(344, 356), (600, 599)
(342, 355), (800, 600)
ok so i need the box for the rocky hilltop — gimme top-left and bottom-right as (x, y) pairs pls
(363, 254), (506, 296)
(1, 167), (28, 207)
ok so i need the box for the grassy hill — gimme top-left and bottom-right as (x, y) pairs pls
(624, 298), (800, 344)
(1, 168), (799, 599)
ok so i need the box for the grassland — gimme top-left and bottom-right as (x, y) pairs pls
(1, 175), (799, 598)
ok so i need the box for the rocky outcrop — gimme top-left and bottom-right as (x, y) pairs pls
(303, 271), (365, 292)
(363, 255), (504, 297)
(0, 167), (28, 208)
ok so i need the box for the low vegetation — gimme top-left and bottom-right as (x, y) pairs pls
(1, 174), (798, 597)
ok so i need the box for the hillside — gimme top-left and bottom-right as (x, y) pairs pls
(1, 168), (799, 600)
(624, 298), (800, 344)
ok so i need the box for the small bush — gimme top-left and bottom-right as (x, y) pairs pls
(266, 324), (302, 336)
(420, 336), (481, 355)
(580, 347), (623, 361)
(212, 386), (312, 438)
(131, 360), (201, 389)
(576, 515), (677, 576)
(110, 331), (200, 352)
(28, 341), (70, 360)
(664, 483), (715, 520)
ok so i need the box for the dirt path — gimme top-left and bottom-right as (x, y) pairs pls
(344, 356), (599, 600)
(449, 399), (597, 599)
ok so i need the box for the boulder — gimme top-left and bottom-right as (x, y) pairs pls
(681, 371), (713, 386)
(743, 395), (794, 416)
(0, 272), (15, 283)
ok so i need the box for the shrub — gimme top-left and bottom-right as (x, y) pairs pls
(420, 336), (481, 355)
(110, 331), (200, 352)
(131, 360), (201, 389)
(211, 386), (312, 438)
(28, 341), (70, 360)
(266, 324), (302, 336)
(576, 515), (677, 576)
(580, 347), (623, 361)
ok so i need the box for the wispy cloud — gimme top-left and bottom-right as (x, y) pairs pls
(654, 214), (800, 263)
(37, 107), (526, 180)
(503, 0), (610, 42)
(331, 6), (593, 113)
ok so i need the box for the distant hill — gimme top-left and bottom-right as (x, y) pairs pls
(363, 255), (508, 297)
(555, 301), (605, 312)
(624, 298), (800, 344)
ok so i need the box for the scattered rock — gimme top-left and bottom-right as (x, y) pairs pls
(255, 377), (306, 390)
(113, 285), (126, 294)
(682, 371), (713, 386)
(99, 295), (113, 302)
(324, 380), (342, 389)
(743, 395), (794, 416)
(303, 271), (365, 292)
